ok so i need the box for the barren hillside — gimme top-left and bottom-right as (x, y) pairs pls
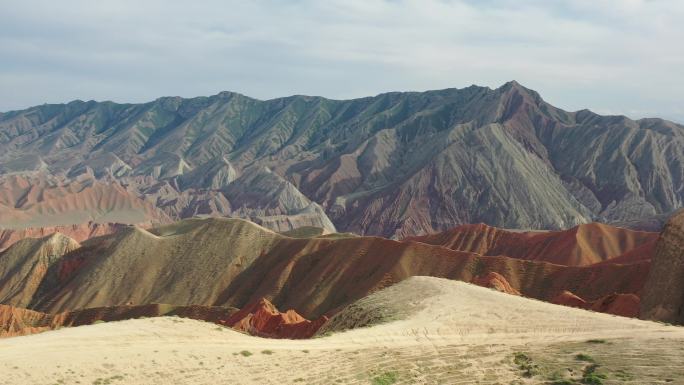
(1, 82), (682, 236)
(0, 218), (650, 321)
(1, 277), (682, 385)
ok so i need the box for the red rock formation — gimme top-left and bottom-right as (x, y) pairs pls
(223, 298), (328, 339)
(0, 174), (170, 230)
(471, 272), (520, 295)
(407, 222), (658, 266)
(0, 303), (240, 338)
(551, 291), (588, 308)
(551, 290), (639, 318)
(0, 222), (130, 252)
(0, 304), (53, 337)
(590, 293), (640, 318)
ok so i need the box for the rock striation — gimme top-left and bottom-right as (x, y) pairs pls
(223, 298), (327, 339)
(470, 272), (520, 295)
(1, 82), (682, 237)
(0, 302), (239, 338)
(552, 290), (640, 318)
(0, 218), (651, 321)
(407, 222), (657, 266)
(640, 210), (684, 324)
(0, 222), (128, 252)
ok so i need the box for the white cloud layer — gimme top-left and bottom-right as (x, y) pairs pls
(0, 0), (682, 123)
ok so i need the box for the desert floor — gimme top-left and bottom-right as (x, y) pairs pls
(1, 277), (683, 385)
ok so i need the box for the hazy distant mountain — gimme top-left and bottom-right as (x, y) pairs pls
(0, 81), (682, 237)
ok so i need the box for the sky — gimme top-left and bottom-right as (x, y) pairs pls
(1, 0), (682, 123)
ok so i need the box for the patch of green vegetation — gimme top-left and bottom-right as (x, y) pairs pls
(575, 353), (595, 363)
(370, 371), (398, 385)
(239, 350), (252, 357)
(547, 371), (573, 385)
(581, 364), (607, 385)
(293, 379), (304, 383)
(92, 375), (124, 385)
(301, 349), (309, 353)
(92, 320), (106, 325)
(261, 350), (274, 355)
(513, 352), (539, 378)
(585, 339), (606, 344)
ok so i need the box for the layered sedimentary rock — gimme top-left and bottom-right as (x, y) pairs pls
(470, 272), (520, 295)
(223, 298), (327, 339)
(0, 218), (651, 321)
(0, 233), (81, 308)
(0, 222), (127, 252)
(407, 222), (657, 266)
(552, 291), (640, 318)
(0, 303), (239, 338)
(640, 210), (684, 324)
(0, 174), (170, 229)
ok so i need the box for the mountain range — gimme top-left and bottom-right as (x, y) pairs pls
(1, 81), (682, 237)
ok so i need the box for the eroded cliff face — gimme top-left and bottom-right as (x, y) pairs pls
(640, 210), (684, 324)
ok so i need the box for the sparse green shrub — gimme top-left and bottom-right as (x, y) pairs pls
(261, 350), (274, 355)
(575, 353), (595, 362)
(371, 371), (398, 385)
(547, 371), (573, 385)
(513, 352), (539, 378)
(585, 339), (606, 344)
(239, 350), (252, 357)
(581, 364), (607, 385)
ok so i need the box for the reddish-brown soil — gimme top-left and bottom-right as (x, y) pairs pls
(551, 291), (587, 308)
(1, 219), (645, 319)
(0, 298), (328, 339)
(0, 218), (658, 338)
(0, 222), (128, 252)
(552, 290), (640, 318)
(223, 298), (327, 339)
(0, 303), (239, 338)
(407, 222), (658, 266)
(470, 272), (520, 295)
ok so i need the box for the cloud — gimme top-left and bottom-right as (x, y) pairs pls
(0, 0), (682, 123)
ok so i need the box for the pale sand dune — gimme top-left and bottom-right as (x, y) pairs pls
(1, 277), (683, 385)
